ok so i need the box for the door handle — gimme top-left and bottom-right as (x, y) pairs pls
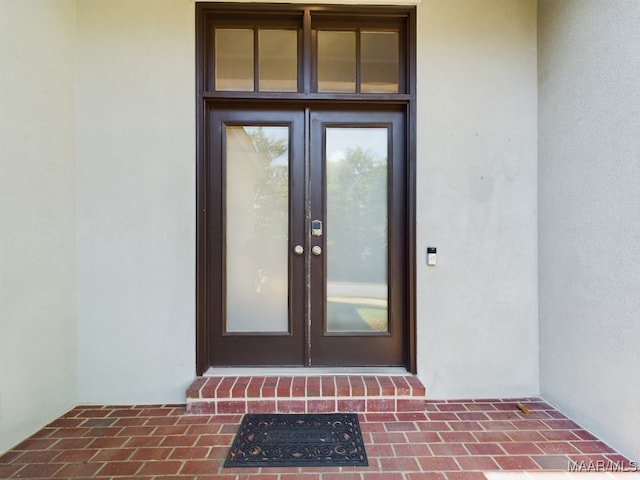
(311, 246), (322, 256)
(293, 245), (304, 255)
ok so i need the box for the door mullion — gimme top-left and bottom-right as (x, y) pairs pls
(304, 106), (312, 366)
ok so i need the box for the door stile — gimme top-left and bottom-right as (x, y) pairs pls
(308, 110), (324, 366)
(207, 109), (223, 366)
(303, 106), (312, 366)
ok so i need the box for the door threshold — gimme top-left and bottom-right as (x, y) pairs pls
(203, 366), (410, 377)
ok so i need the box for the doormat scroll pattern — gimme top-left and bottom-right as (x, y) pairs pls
(224, 413), (368, 468)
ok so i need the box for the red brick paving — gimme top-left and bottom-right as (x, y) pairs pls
(0, 399), (632, 479)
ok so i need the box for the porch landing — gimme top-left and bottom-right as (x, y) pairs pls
(186, 374), (426, 414)
(1, 399), (634, 479)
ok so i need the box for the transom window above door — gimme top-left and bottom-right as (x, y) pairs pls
(202, 8), (409, 95)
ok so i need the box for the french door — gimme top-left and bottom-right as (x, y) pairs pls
(206, 106), (406, 367)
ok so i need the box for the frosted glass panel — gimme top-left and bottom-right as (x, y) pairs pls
(215, 29), (254, 91)
(361, 31), (399, 93)
(317, 30), (356, 93)
(325, 128), (388, 332)
(226, 126), (289, 332)
(259, 29), (298, 92)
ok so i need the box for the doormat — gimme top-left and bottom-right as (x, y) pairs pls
(224, 413), (368, 468)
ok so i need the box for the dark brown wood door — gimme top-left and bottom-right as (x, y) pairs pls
(208, 108), (306, 366)
(207, 107), (405, 367)
(309, 110), (406, 366)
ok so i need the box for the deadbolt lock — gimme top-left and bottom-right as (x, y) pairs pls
(311, 220), (322, 237)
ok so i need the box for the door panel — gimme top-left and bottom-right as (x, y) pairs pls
(310, 110), (406, 366)
(209, 108), (305, 366)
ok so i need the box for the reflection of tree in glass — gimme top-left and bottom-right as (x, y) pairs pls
(247, 126), (288, 251)
(327, 146), (387, 283)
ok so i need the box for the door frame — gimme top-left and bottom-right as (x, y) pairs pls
(195, 3), (417, 375)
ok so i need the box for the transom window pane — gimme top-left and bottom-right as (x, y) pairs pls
(361, 31), (399, 93)
(259, 30), (298, 92)
(215, 29), (254, 91)
(317, 30), (356, 93)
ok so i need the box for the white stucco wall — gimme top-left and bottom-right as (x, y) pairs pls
(72, 0), (538, 404)
(0, 0), (78, 454)
(538, 0), (640, 461)
(75, 0), (196, 403)
(416, 0), (539, 398)
(0, 0), (538, 414)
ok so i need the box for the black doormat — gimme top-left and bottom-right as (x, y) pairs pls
(224, 413), (368, 468)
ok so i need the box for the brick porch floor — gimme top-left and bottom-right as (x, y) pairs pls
(0, 398), (635, 479)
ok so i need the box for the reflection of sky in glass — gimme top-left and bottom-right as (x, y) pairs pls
(243, 126), (289, 166)
(326, 128), (387, 164)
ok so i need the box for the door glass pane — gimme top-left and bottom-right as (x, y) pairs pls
(259, 30), (298, 92)
(325, 128), (388, 332)
(361, 31), (399, 93)
(226, 126), (289, 332)
(317, 30), (356, 93)
(215, 29), (254, 91)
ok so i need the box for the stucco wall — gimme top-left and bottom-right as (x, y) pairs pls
(538, 0), (640, 461)
(416, 0), (539, 398)
(74, 0), (539, 402)
(75, 0), (196, 403)
(0, 0), (538, 414)
(0, 0), (78, 454)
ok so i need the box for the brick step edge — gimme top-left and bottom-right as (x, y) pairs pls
(187, 375), (426, 400)
(186, 396), (426, 415)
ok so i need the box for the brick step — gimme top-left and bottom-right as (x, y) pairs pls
(186, 375), (426, 415)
